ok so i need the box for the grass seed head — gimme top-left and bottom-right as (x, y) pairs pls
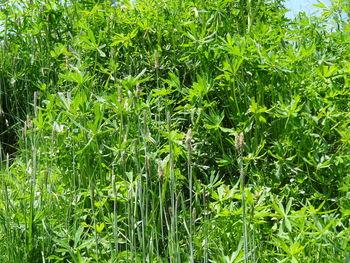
(157, 159), (164, 180)
(118, 86), (122, 104)
(235, 132), (244, 154)
(185, 128), (192, 147)
(26, 115), (33, 130)
(65, 55), (70, 69)
(154, 49), (159, 69)
(193, 7), (199, 18)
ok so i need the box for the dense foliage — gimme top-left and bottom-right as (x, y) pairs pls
(0, 0), (349, 262)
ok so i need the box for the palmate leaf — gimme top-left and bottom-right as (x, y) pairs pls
(152, 86), (175, 97)
(274, 95), (303, 124)
(216, 153), (234, 167)
(59, 69), (91, 86)
(121, 68), (151, 89)
(203, 110), (225, 130)
(318, 64), (338, 78)
(110, 29), (138, 47)
(187, 74), (212, 102)
(162, 72), (181, 90)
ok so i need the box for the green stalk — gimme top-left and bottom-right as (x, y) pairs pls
(239, 0), (247, 35)
(186, 129), (194, 262)
(134, 138), (146, 263)
(236, 132), (248, 263)
(90, 182), (99, 263)
(250, 203), (256, 263)
(203, 184), (209, 263)
(143, 110), (151, 261)
(28, 92), (39, 261)
(157, 158), (164, 259)
(2, 154), (11, 260)
(247, 0), (252, 34)
(112, 170), (118, 257)
(167, 111), (178, 262)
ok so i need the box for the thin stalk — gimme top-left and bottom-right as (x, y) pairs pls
(132, 173), (137, 261)
(157, 158), (165, 258)
(203, 184), (208, 263)
(247, 0), (252, 34)
(239, 0), (247, 35)
(236, 132), (248, 263)
(28, 92), (38, 261)
(90, 182), (99, 263)
(127, 155), (136, 261)
(250, 203), (256, 263)
(143, 110), (151, 261)
(167, 111), (178, 262)
(112, 170), (118, 257)
(2, 154), (11, 260)
(133, 99), (147, 262)
(186, 129), (194, 262)
(134, 139), (146, 263)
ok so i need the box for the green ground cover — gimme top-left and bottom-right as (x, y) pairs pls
(0, 0), (349, 262)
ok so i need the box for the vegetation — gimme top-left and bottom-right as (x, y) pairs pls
(0, 0), (349, 262)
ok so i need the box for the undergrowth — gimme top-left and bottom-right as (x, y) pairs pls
(0, 0), (349, 262)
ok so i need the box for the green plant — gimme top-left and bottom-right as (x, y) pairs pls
(0, 0), (349, 262)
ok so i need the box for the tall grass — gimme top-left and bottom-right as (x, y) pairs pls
(0, 0), (350, 262)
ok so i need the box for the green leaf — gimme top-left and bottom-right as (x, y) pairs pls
(74, 225), (84, 247)
(96, 222), (105, 233)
